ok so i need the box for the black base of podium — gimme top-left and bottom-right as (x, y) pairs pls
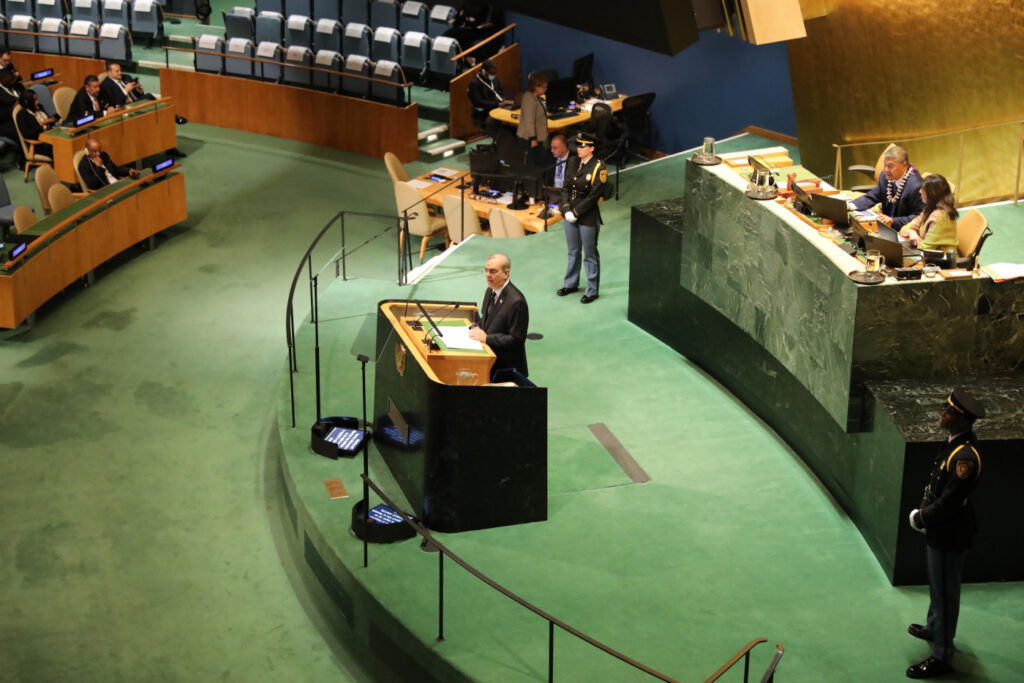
(351, 499), (417, 544)
(310, 416), (368, 459)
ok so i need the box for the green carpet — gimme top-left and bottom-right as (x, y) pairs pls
(1, 117), (1022, 683)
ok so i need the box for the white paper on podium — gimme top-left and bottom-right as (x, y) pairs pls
(435, 325), (483, 351)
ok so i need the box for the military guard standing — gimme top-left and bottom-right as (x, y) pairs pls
(556, 131), (606, 304)
(906, 388), (986, 679)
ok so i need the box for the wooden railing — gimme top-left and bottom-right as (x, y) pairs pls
(450, 22), (515, 62)
(832, 118), (1024, 206)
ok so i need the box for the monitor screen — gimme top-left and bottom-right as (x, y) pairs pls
(545, 76), (577, 112)
(469, 147), (499, 175)
(572, 52), (594, 88)
(11, 242), (27, 259)
(325, 426), (365, 451)
(31, 68), (54, 80)
(153, 158), (174, 172)
(75, 114), (95, 126)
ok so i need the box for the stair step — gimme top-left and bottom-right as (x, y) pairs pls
(423, 139), (466, 157)
(418, 124), (448, 142)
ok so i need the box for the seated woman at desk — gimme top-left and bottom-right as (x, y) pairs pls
(516, 73), (549, 167)
(15, 89), (57, 159)
(899, 174), (958, 251)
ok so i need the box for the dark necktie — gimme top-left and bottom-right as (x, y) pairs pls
(484, 290), (496, 323)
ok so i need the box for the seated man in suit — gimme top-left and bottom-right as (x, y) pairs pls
(0, 51), (24, 91)
(468, 60), (512, 138)
(468, 253), (529, 379)
(100, 62), (156, 107)
(848, 145), (925, 228)
(546, 134), (573, 188)
(78, 138), (139, 190)
(67, 75), (121, 121)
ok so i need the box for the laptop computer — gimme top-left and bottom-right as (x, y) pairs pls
(862, 228), (921, 268)
(809, 193), (850, 226)
(877, 223), (922, 257)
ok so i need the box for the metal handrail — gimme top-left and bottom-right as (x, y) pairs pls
(283, 209), (413, 428)
(361, 474), (681, 683)
(759, 643), (785, 683)
(703, 639), (768, 683)
(831, 117), (1024, 206)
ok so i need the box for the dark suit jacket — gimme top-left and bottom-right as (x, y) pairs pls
(479, 281), (528, 377)
(67, 87), (109, 122)
(100, 75), (155, 108)
(0, 87), (19, 139)
(78, 150), (132, 190)
(850, 170), (925, 229)
(468, 73), (505, 117)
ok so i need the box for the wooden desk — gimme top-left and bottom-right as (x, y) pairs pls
(160, 68), (420, 162)
(375, 299), (546, 532)
(490, 95), (626, 131)
(11, 51), (105, 95)
(0, 170), (187, 328)
(413, 170), (558, 233)
(40, 99), (177, 184)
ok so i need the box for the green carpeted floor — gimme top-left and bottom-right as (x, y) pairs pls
(1, 112), (1022, 683)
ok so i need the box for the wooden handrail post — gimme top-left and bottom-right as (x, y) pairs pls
(832, 143), (842, 190)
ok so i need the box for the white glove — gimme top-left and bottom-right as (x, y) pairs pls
(564, 210), (577, 223)
(908, 509), (925, 533)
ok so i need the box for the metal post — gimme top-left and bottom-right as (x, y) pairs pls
(437, 551), (445, 641)
(743, 651), (750, 682)
(341, 214), (348, 281)
(833, 144), (842, 191)
(548, 621), (555, 682)
(312, 275), (321, 420)
(1014, 122), (1023, 207)
(955, 132), (965, 205)
(307, 254), (315, 324)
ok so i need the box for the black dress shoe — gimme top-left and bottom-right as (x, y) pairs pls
(175, 115), (188, 125)
(906, 656), (952, 679)
(908, 624), (933, 641)
(580, 294), (598, 304)
(556, 286), (578, 296)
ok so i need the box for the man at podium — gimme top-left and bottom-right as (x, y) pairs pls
(469, 254), (529, 379)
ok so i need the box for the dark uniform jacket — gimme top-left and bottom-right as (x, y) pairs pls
(559, 155), (606, 227)
(919, 431), (981, 551)
(850, 169), (925, 229)
(479, 281), (528, 377)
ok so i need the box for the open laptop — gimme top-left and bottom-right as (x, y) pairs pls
(877, 223), (922, 257)
(862, 228), (921, 267)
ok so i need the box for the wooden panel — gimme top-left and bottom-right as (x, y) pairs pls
(159, 69), (420, 162)
(740, 0), (806, 44)
(490, 94), (625, 131)
(449, 43), (521, 140)
(0, 174), (187, 328)
(41, 101), (178, 184)
(10, 51), (105, 92)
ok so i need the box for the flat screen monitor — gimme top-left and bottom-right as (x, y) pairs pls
(809, 193), (850, 226)
(792, 181), (813, 207)
(153, 158), (174, 172)
(545, 76), (577, 112)
(572, 52), (594, 88)
(30, 68), (54, 80)
(75, 114), (95, 127)
(469, 147), (499, 175)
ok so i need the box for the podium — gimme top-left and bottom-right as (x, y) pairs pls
(373, 300), (547, 532)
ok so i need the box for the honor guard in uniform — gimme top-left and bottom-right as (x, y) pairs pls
(905, 388), (985, 679)
(556, 131), (607, 304)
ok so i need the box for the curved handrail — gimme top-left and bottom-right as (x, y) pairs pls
(361, 474), (682, 682)
(283, 209), (411, 426)
(2, 164), (181, 271)
(450, 23), (516, 62)
(703, 638), (768, 683)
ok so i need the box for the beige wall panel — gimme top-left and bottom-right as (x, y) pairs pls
(788, 0), (1024, 203)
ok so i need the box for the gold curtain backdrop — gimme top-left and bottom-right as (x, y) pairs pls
(788, 0), (1024, 203)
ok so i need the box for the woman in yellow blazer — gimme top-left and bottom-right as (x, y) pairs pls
(900, 174), (958, 252)
(516, 73), (548, 166)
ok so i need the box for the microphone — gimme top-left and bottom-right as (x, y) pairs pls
(413, 301), (445, 350)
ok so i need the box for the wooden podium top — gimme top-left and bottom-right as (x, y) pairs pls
(380, 301), (495, 385)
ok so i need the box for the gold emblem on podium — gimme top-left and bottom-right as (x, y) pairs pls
(395, 341), (407, 376)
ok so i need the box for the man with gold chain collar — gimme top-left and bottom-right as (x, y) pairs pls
(905, 388), (985, 679)
(556, 131), (607, 304)
(849, 144), (924, 228)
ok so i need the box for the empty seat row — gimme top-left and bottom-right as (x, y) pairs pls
(0, 14), (131, 60)
(247, 0), (453, 36)
(193, 33), (407, 104)
(0, 0), (163, 33)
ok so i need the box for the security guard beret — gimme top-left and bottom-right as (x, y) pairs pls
(575, 132), (595, 146)
(947, 388), (986, 420)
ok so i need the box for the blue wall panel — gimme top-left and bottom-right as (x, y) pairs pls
(507, 12), (798, 154)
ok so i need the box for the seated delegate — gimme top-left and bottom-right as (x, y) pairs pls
(15, 89), (58, 159)
(468, 59), (512, 136)
(848, 145), (924, 228)
(78, 138), (139, 191)
(899, 174), (959, 252)
(67, 75), (120, 121)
